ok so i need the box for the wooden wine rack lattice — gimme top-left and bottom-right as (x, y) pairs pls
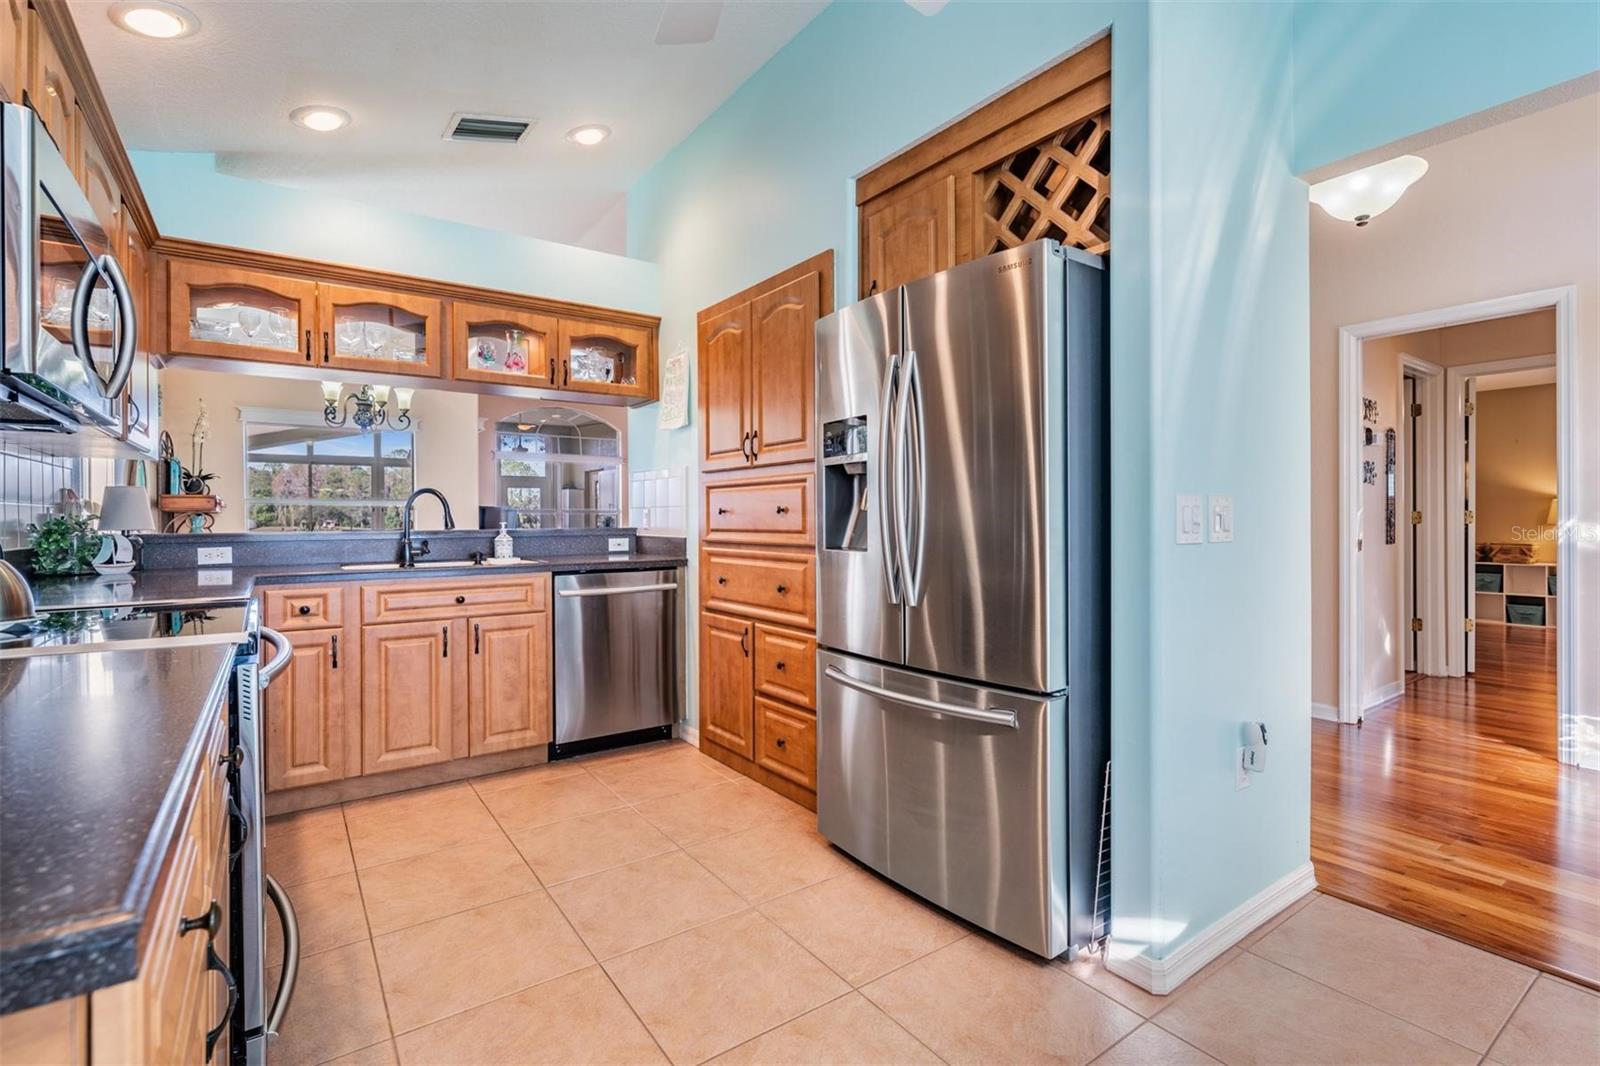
(981, 109), (1110, 256)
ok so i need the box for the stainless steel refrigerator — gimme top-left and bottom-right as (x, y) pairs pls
(814, 239), (1108, 959)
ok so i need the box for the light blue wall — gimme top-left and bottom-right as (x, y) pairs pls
(130, 151), (660, 314)
(1291, 0), (1600, 174)
(625, 0), (1316, 967)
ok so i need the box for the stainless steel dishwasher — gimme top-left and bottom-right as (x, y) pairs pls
(552, 568), (683, 758)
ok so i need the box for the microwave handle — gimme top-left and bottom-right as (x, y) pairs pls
(68, 254), (137, 400)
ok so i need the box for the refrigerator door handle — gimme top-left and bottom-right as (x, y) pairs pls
(823, 665), (1019, 728)
(878, 353), (903, 605)
(905, 348), (928, 605)
(893, 349), (922, 606)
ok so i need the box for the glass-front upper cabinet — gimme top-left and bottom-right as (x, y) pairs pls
(167, 260), (318, 366)
(451, 301), (557, 387)
(557, 318), (654, 401)
(317, 283), (444, 378)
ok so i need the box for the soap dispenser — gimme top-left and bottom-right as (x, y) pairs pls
(493, 522), (514, 560)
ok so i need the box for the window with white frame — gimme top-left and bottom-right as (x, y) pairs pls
(243, 412), (415, 531)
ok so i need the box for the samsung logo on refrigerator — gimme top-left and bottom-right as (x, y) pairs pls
(997, 257), (1033, 273)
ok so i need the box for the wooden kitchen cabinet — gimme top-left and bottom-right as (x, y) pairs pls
(861, 174), (955, 298)
(0, 0), (26, 105)
(700, 611), (755, 759)
(120, 222), (159, 456)
(79, 132), (122, 252)
(451, 300), (557, 387)
(315, 282), (444, 377)
(467, 610), (552, 755)
(166, 260), (319, 367)
(700, 545), (816, 630)
(265, 627), (357, 791)
(699, 303), (751, 471)
(754, 696), (817, 791)
(558, 317), (654, 401)
(702, 468), (814, 547)
(753, 623), (815, 710)
(361, 618), (467, 775)
(26, 15), (77, 174)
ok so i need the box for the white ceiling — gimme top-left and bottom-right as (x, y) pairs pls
(69, 0), (828, 251)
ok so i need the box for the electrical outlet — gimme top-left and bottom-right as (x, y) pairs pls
(197, 546), (233, 566)
(197, 569), (232, 586)
(607, 537), (628, 554)
(1235, 747), (1252, 791)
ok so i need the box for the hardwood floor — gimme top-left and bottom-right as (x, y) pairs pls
(1312, 624), (1600, 988)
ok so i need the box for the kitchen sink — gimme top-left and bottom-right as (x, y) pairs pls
(338, 560), (545, 572)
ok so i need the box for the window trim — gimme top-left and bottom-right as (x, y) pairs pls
(241, 406), (417, 531)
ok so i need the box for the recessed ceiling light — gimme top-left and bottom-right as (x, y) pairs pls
(290, 105), (351, 133)
(109, 1), (198, 39)
(566, 125), (611, 146)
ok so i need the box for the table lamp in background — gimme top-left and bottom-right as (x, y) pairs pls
(94, 486), (155, 576)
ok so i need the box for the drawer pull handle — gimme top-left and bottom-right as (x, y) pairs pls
(740, 628), (749, 657)
(716, 507), (729, 515)
(180, 900), (222, 940)
(304, 328), (313, 362)
(776, 584), (788, 595)
(775, 505), (789, 515)
(297, 604), (311, 615)
(775, 660), (786, 671)
(474, 622), (481, 655)
(455, 595), (467, 604)
(442, 625), (449, 658)
(331, 634), (339, 670)
(775, 737), (787, 749)
(203, 943), (238, 1062)
(717, 576), (727, 586)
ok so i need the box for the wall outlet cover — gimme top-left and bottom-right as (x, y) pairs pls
(197, 546), (233, 566)
(607, 537), (629, 554)
(1235, 747), (1252, 791)
(197, 569), (232, 586)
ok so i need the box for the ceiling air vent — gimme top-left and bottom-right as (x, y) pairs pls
(444, 113), (534, 145)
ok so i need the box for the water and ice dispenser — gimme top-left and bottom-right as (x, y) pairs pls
(821, 416), (869, 552)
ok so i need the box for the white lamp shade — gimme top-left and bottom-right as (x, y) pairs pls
(321, 381), (343, 403)
(99, 485), (155, 532)
(1310, 155), (1428, 225)
(370, 384), (390, 404)
(393, 387), (414, 412)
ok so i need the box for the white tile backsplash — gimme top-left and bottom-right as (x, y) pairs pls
(0, 446), (129, 550)
(629, 467), (687, 535)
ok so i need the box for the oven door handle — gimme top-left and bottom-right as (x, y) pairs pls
(258, 626), (292, 688)
(263, 874), (299, 1039)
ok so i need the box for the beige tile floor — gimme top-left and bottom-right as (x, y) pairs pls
(264, 741), (1600, 1066)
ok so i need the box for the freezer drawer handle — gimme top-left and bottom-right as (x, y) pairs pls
(823, 665), (1019, 729)
(556, 582), (679, 598)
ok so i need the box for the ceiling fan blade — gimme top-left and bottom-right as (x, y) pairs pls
(656, 0), (724, 45)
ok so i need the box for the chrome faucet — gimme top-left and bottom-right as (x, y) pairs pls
(399, 488), (455, 568)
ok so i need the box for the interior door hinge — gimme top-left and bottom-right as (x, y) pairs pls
(1410, 510), (1422, 525)
(1410, 617), (1423, 632)
(1464, 400), (1476, 417)
(1411, 402), (1423, 418)
(1464, 509), (1476, 524)
(1464, 618), (1476, 633)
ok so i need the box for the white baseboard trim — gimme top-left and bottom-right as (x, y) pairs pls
(1105, 862), (1317, 995)
(1361, 679), (1405, 712)
(675, 721), (700, 747)
(1311, 702), (1340, 722)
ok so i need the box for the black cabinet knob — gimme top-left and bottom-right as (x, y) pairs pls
(775, 737), (787, 749)
(776, 584), (788, 595)
(775, 505), (789, 515)
(455, 595), (466, 604)
(297, 604), (311, 615)
(218, 746), (243, 770)
(179, 900), (221, 939)
(775, 661), (786, 671)
(717, 576), (727, 586)
(717, 507), (729, 515)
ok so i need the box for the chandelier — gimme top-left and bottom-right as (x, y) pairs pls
(321, 382), (413, 432)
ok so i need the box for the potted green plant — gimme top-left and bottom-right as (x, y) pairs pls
(27, 514), (101, 575)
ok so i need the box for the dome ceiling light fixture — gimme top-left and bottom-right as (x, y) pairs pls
(566, 125), (611, 147)
(290, 105), (352, 133)
(1310, 155), (1429, 227)
(108, 1), (199, 39)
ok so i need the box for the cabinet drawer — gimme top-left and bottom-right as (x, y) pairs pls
(704, 470), (814, 546)
(755, 697), (816, 791)
(700, 547), (815, 629)
(362, 574), (548, 623)
(754, 624), (815, 710)
(263, 584), (345, 631)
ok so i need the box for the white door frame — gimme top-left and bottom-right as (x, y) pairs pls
(1399, 355), (1447, 679)
(1337, 286), (1576, 761)
(1444, 353), (1557, 675)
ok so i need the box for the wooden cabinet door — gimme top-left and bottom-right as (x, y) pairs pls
(361, 619), (465, 775)
(700, 611), (754, 759)
(558, 318), (654, 400)
(80, 134), (123, 254)
(0, 0), (26, 105)
(450, 300), (557, 387)
(699, 302), (750, 471)
(26, 17), (77, 174)
(265, 628), (355, 791)
(316, 282), (444, 377)
(468, 611), (551, 756)
(121, 222), (159, 455)
(167, 260), (319, 366)
(862, 174), (955, 297)
(749, 272), (819, 468)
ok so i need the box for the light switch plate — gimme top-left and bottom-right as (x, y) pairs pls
(607, 537), (628, 554)
(1208, 495), (1234, 543)
(1236, 747), (1252, 790)
(197, 546), (232, 566)
(1176, 495), (1203, 545)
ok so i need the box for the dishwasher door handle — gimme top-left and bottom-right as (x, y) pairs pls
(555, 582), (679, 598)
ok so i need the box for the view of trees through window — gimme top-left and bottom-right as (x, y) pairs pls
(246, 420), (414, 531)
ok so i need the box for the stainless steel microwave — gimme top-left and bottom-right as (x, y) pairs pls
(1, 102), (136, 436)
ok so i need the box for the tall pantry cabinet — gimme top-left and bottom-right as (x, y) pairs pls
(695, 251), (832, 809)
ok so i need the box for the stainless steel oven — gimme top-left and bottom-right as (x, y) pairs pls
(1, 102), (136, 436)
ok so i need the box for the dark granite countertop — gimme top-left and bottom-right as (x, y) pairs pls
(0, 644), (238, 1014)
(30, 552), (688, 613)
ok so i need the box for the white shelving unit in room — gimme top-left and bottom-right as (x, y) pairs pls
(1474, 560), (1558, 629)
